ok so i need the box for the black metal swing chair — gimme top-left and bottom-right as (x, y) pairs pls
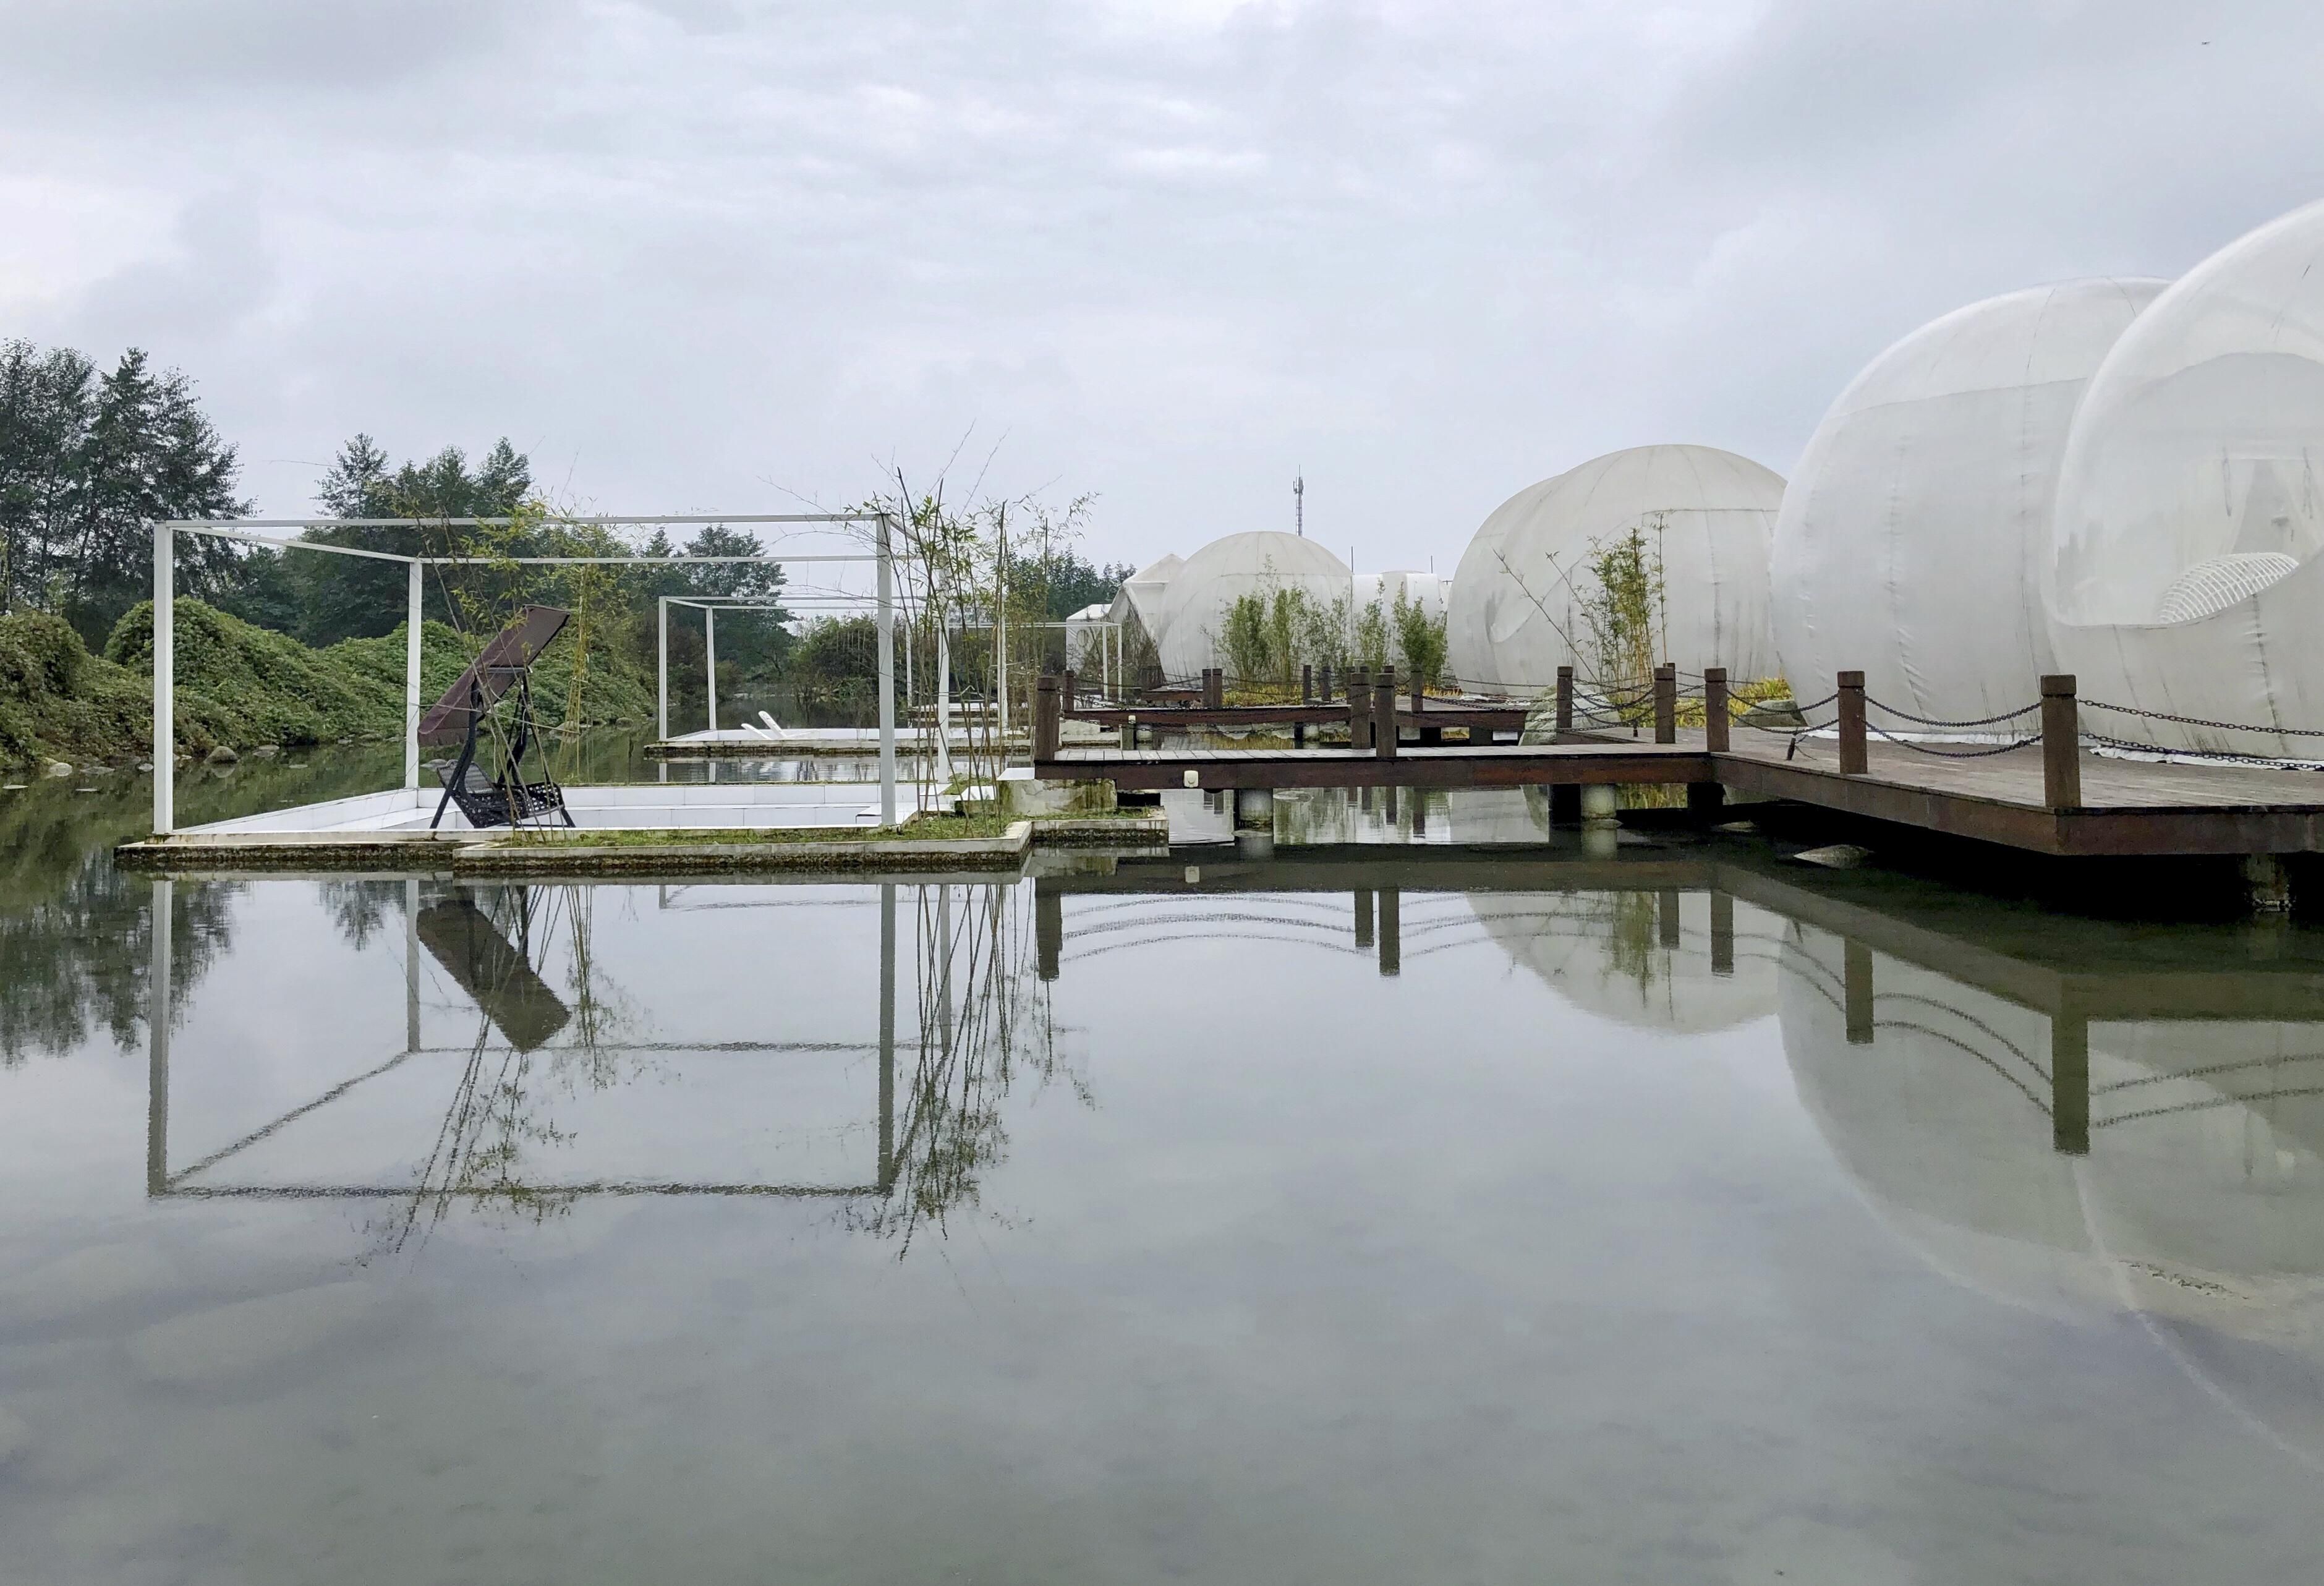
(417, 605), (578, 832)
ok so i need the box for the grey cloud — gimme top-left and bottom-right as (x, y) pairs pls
(0, 0), (553, 96)
(6, 0), (2324, 576)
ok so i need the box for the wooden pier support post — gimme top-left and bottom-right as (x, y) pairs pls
(1378, 886), (1400, 976)
(1374, 668), (1399, 761)
(1034, 673), (1061, 761)
(1302, 663), (1314, 704)
(2052, 1007), (2089, 1155)
(1710, 892), (1734, 976)
(1703, 667), (1729, 754)
(1837, 671), (1868, 775)
(1354, 887), (1374, 949)
(1844, 939), (1875, 1044)
(1121, 712), (1138, 751)
(1654, 663), (1677, 744)
(1556, 666), (1575, 736)
(2041, 674), (2082, 811)
(1036, 885), (1062, 983)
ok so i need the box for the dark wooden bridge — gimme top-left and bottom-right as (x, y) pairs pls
(1034, 666), (2324, 861)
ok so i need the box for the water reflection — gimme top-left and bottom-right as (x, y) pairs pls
(23, 838), (2324, 1577)
(1777, 916), (2324, 1466)
(143, 876), (1075, 1260)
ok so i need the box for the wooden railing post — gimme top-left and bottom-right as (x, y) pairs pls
(1653, 663), (1677, 744)
(2041, 674), (2081, 811)
(1034, 673), (1060, 761)
(1204, 667), (1223, 709)
(1320, 663), (1334, 704)
(1374, 667), (1399, 761)
(1703, 667), (1729, 753)
(1062, 669), (1076, 712)
(1348, 670), (1371, 751)
(1837, 671), (1867, 775)
(1301, 663), (1314, 704)
(1556, 666), (1574, 736)
(1036, 674), (1064, 758)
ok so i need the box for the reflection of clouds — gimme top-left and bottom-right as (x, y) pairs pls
(1466, 890), (1783, 1033)
(1779, 925), (2324, 1463)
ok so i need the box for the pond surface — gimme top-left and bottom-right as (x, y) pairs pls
(6, 757), (2324, 1583)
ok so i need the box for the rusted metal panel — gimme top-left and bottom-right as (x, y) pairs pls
(417, 605), (570, 743)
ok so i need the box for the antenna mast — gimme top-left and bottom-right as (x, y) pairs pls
(1293, 469), (1305, 537)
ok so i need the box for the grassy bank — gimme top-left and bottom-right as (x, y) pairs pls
(1, 601), (653, 770)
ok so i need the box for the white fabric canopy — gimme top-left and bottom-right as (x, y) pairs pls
(1771, 278), (2165, 725)
(1105, 551), (1181, 656)
(1151, 531), (1350, 683)
(1458, 445), (1783, 693)
(1446, 478), (1544, 691)
(2048, 198), (2324, 756)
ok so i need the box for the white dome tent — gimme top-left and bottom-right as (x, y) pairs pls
(1770, 279), (2166, 727)
(2048, 199), (2324, 757)
(1445, 475), (1552, 693)
(1105, 552), (1182, 689)
(1458, 446), (1784, 697)
(1151, 531), (1352, 685)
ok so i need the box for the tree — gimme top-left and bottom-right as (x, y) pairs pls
(0, 341), (248, 645)
(289, 434), (537, 644)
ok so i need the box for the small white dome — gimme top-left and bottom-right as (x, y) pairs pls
(1455, 446), (1784, 694)
(1151, 532), (1351, 684)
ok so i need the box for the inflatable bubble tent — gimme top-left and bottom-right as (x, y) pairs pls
(2048, 199), (2324, 757)
(1445, 446), (1783, 696)
(1150, 531), (1351, 685)
(1771, 279), (2166, 725)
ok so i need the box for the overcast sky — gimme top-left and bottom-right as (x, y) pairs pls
(3, 0), (2318, 574)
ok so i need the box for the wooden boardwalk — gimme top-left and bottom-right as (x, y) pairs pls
(1037, 725), (2324, 858)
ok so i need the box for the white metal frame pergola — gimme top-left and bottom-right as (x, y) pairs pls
(149, 513), (911, 834)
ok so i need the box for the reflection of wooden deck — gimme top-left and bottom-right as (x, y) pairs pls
(1039, 727), (2324, 858)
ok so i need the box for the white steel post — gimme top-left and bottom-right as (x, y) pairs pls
(657, 597), (669, 740)
(705, 606), (718, 733)
(152, 524), (174, 835)
(405, 558), (424, 791)
(877, 512), (898, 827)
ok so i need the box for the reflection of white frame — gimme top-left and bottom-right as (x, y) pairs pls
(145, 879), (901, 1202)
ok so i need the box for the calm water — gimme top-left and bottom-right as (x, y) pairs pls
(6, 757), (2324, 1582)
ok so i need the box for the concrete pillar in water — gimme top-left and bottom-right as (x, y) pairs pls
(1581, 785), (1619, 825)
(1233, 788), (1274, 830)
